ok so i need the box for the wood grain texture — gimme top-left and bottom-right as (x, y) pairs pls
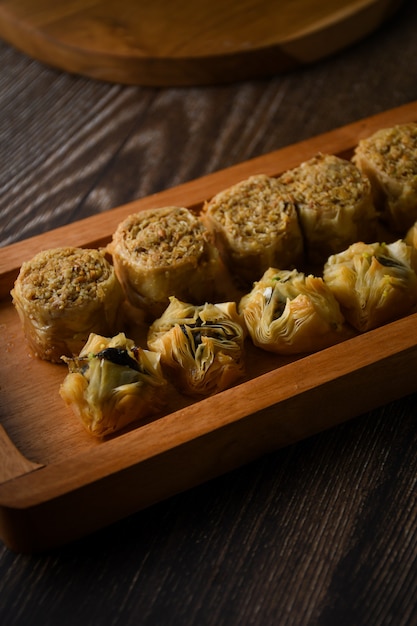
(0, 426), (42, 482)
(1, 0), (417, 622)
(1, 300), (417, 551)
(0, 0), (402, 86)
(1, 102), (417, 554)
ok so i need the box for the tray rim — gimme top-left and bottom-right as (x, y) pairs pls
(2, 100), (417, 551)
(1, 309), (417, 507)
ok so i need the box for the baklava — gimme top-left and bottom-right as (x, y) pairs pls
(279, 153), (377, 266)
(353, 123), (417, 232)
(323, 240), (417, 332)
(109, 206), (229, 318)
(11, 247), (123, 363)
(201, 174), (304, 286)
(60, 332), (168, 437)
(239, 267), (345, 355)
(147, 297), (246, 396)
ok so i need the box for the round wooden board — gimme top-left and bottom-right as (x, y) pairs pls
(0, 0), (403, 86)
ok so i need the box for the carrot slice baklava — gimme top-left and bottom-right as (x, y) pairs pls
(239, 267), (345, 355)
(323, 240), (417, 332)
(60, 332), (168, 437)
(147, 297), (246, 397)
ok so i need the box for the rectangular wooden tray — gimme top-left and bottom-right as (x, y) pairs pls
(2, 101), (417, 553)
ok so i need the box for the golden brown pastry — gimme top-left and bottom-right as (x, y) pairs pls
(278, 153), (377, 266)
(323, 240), (417, 332)
(200, 174), (303, 286)
(239, 267), (345, 355)
(404, 220), (417, 273)
(60, 332), (168, 437)
(352, 123), (417, 232)
(109, 206), (228, 318)
(11, 247), (123, 363)
(147, 297), (246, 396)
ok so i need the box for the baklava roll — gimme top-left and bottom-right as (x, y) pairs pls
(60, 332), (168, 437)
(109, 206), (228, 318)
(352, 123), (417, 232)
(200, 174), (303, 287)
(11, 247), (123, 363)
(239, 268), (345, 355)
(278, 153), (377, 266)
(147, 297), (246, 397)
(323, 240), (417, 332)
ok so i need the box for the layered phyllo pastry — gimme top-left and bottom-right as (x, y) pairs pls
(147, 297), (246, 396)
(60, 332), (168, 437)
(278, 153), (377, 266)
(352, 123), (417, 232)
(11, 247), (123, 363)
(109, 206), (228, 318)
(239, 268), (345, 355)
(323, 240), (417, 332)
(200, 174), (303, 286)
(404, 220), (417, 273)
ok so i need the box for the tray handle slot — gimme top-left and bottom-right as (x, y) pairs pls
(0, 425), (42, 482)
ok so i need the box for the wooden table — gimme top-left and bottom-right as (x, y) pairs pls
(1, 1), (417, 624)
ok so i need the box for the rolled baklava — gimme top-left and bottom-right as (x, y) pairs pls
(239, 267), (345, 355)
(200, 174), (304, 286)
(278, 153), (377, 266)
(11, 247), (123, 363)
(109, 206), (229, 318)
(323, 240), (417, 332)
(147, 297), (246, 397)
(60, 332), (168, 437)
(352, 123), (417, 232)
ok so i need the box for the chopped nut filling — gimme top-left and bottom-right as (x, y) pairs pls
(17, 247), (113, 308)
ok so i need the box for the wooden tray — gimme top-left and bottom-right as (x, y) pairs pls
(0, 0), (403, 85)
(2, 101), (417, 554)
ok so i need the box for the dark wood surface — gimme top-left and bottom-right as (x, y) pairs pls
(1, 1), (417, 624)
(0, 0), (400, 86)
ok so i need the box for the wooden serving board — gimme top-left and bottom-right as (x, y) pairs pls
(0, 0), (403, 85)
(2, 101), (417, 553)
